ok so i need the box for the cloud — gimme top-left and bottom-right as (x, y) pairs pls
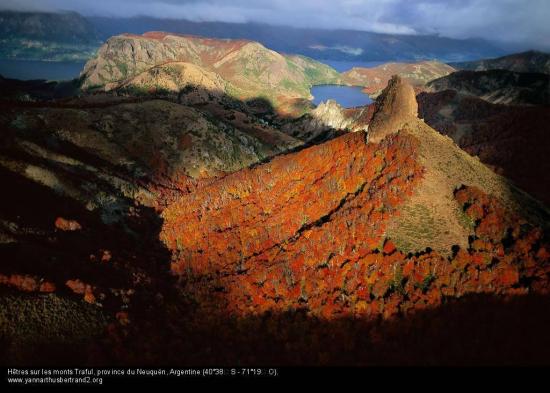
(1, 0), (549, 47)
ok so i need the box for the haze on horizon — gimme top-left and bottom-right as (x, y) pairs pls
(1, 0), (549, 51)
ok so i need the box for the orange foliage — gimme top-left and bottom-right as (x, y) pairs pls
(54, 217), (82, 231)
(159, 133), (549, 323)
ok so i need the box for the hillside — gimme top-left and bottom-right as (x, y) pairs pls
(426, 70), (550, 106)
(156, 77), (549, 362)
(1, 76), (549, 366)
(0, 95), (301, 224)
(451, 50), (550, 74)
(342, 61), (455, 97)
(80, 32), (340, 112)
(418, 89), (550, 204)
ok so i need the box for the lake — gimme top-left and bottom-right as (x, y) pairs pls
(311, 85), (372, 108)
(0, 59), (86, 81)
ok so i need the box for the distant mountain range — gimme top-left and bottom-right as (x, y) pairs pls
(87, 15), (506, 62)
(1, 10), (507, 63)
(0, 11), (101, 61)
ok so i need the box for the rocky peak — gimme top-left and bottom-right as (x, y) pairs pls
(367, 75), (419, 143)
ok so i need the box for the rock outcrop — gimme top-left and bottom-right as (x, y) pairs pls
(367, 75), (418, 143)
(281, 99), (373, 142)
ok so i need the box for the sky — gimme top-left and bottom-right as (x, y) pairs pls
(2, 0), (549, 49)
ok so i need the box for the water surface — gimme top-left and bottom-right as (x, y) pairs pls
(0, 59), (85, 81)
(311, 85), (372, 108)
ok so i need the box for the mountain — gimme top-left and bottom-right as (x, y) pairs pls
(80, 32), (340, 113)
(342, 60), (455, 97)
(425, 70), (550, 106)
(1, 74), (550, 365)
(451, 50), (550, 74)
(160, 77), (549, 360)
(0, 11), (100, 61)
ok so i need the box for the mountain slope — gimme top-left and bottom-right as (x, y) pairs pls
(1, 76), (549, 365)
(418, 89), (550, 204)
(451, 50), (550, 74)
(0, 97), (301, 222)
(426, 70), (550, 105)
(160, 76), (549, 324)
(343, 61), (455, 97)
(113, 61), (229, 96)
(80, 32), (340, 111)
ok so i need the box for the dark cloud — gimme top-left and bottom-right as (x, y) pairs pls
(2, 0), (549, 48)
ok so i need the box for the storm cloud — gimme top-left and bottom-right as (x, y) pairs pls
(2, 0), (549, 48)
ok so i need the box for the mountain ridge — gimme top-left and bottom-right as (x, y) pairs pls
(80, 32), (340, 113)
(450, 50), (550, 74)
(426, 69), (550, 106)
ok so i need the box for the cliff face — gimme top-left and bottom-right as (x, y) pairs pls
(343, 61), (455, 97)
(367, 76), (418, 143)
(80, 32), (340, 111)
